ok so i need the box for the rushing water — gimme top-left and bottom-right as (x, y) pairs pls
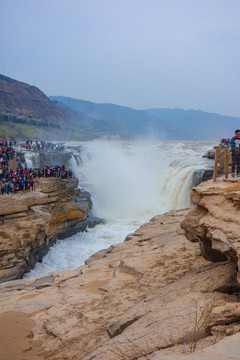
(24, 139), (215, 278)
(24, 151), (39, 168)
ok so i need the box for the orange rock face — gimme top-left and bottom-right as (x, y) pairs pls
(0, 177), (92, 282)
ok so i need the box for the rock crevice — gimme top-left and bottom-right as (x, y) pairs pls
(0, 208), (240, 359)
(181, 179), (240, 283)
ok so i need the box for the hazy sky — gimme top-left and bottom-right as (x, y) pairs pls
(1, 0), (240, 116)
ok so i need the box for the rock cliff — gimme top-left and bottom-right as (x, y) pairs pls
(181, 177), (240, 285)
(0, 177), (94, 283)
(0, 201), (240, 359)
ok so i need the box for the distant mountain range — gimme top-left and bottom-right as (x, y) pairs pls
(50, 96), (240, 140)
(49, 96), (171, 138)
(0, 73), (239, 140)
(144, 108), (239, 140)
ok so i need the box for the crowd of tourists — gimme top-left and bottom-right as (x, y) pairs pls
(25, 140), (64, 152)
(1, 165), (73, 195)
(0, 138), (73, 195)
(33, 165), (73, 179)
(0, 170), (34, 194)
(219, 138), (231, 147)
(0, 139), (16, 185)
(0, 138), (15, 164)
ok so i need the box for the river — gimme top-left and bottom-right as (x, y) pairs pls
(24, 139), (215, 278)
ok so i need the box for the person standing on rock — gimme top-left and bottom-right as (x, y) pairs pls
(229, 129), (240, 177)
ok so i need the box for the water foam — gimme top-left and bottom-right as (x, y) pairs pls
(25, 139), (215, 278)
(76, 140), (214, 219)
(24, 152), (39, 168)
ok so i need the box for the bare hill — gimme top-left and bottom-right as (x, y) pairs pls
(0, 74), (99, 140)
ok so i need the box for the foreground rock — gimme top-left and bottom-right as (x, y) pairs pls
(181, 177), (240, 286)
(0, 208), (239, 360)
(0, 177), (95, 283)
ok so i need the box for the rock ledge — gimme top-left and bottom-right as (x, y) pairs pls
(0, 177), (94, 283)
(0, 207), (240, 359)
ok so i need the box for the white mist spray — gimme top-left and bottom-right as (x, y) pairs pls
(24, 152), (40, 168)
(75, 139), (213, 221)
(25, 139), (214, 278)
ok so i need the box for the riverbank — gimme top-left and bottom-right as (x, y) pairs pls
(1, 178), (240, 359)
(0, 176), (99, 283)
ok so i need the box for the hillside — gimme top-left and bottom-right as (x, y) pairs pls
(0, 75), (102, 140)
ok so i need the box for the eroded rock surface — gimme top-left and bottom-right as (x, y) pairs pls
(0, 177), (93, 282)
(181, 178), (240, 285)
(0, 209), (239, 360)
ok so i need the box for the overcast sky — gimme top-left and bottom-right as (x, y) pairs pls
(0, 0), (240, 116)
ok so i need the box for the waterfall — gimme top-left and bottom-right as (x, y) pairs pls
(24, 152), (40, 169)
(25, 139), (215, 278)
(73, 140), (214, 220)
(68, 154), (82, 183)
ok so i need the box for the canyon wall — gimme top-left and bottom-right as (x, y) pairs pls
(0, 177), (95, 283)
(0, 190), (240, 359)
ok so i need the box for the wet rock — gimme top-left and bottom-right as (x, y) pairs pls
(202, 149), (215, 159)
(39, 151), (72, 167)
(193, 169), (213, 187)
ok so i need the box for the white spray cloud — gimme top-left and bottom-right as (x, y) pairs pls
(70, 139), (214, 220)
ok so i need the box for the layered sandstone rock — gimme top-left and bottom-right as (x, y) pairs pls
(0, 209), (239, 360)
(0, 177), (93, 283)
(181, 177), (240, 287)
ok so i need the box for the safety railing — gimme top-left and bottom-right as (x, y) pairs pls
(213, 145), (229, 182)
